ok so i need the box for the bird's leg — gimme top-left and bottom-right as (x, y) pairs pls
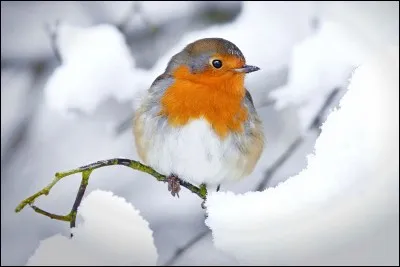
(167, 174), (181, 198)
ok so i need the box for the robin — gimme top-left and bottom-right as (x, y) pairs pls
(134, 37), (264, 197)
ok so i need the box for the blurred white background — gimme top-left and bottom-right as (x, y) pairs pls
(1, 1), (399, 265)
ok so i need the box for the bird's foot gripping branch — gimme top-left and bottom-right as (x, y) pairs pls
(15, 158), (208, 230)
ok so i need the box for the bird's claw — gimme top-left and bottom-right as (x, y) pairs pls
(167, 175), (181, 198)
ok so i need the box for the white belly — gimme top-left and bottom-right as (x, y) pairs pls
(142, 118), (246, 186)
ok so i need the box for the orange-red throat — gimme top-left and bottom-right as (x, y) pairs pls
(160, 64), (248, 139)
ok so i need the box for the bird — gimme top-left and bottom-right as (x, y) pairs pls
(133, 37), (265, 197)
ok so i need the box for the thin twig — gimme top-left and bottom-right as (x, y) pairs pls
(256, 136), (304, 191)
(257, 98), (276, 109)
(44, 20), (61, 64)
(164, 229), (210, 266)
(29, 204), (71, 221)
(114, 113), (135, 136)
(69, 170), (91, 230)
(309, 88), (340, 133)
(15, 158), (207, 230)
(257, 87), (341, 190)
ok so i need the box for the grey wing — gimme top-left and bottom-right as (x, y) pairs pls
(134, 73), (173, 161)
(243, 89), (263, 136)
(244, 89), (257, 115)
(236, 89), (265, 175)
(149, 73), (173, 93)
(116, 73), (172, 136)
(140, 73), (174, 117)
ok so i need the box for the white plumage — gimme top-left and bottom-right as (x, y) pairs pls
(137, 117), (248, 187)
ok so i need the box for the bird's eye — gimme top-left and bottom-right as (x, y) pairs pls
(212, 59), (222, 69)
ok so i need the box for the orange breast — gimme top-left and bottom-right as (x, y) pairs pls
(160, 66), (248, 138)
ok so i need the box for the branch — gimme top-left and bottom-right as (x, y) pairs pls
(113, 113), (135, 136)
(309, 88), (340, 133)
(256, 136), (304, 191)
(15, 159), (207, 231)
(256, 87), (341, 190)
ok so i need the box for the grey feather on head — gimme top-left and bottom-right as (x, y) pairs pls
(166, 38), (246, 74)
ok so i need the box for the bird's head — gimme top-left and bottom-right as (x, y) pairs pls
(165, 38), (260, 89)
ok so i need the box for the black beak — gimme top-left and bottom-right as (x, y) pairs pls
(234, 65), (260, 74)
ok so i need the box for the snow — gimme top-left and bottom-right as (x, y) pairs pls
(44, 23), (151, 116)
(26, 190), (158, 266)
(268, 19), (368, 132)
(205, 48), (399, 265)
(267, 1), (399, 133)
